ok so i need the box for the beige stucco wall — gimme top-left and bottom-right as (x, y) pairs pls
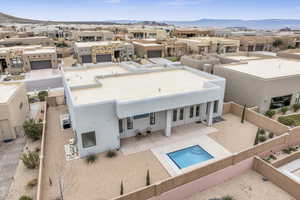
(0, 83), (29, 140)
(215, 65), (300, 113)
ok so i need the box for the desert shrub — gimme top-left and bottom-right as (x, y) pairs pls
(19, 196), (32, 200)
(282, 148), (291, 154)
(259, 135), (267, 143)
(86, 154), (97, 164)
(21, 151), (39, 169)
(269, 154), (277, 160)
(222, 196), (234, 200)
(23, 119), (43, 141)
(288, 147), (297, 152)
(280, 106), (289, 114)
(38, 91), (48, 102)
(278, 117), (294, 126)
(106, 149), (117, 158)
(27, 178), (38, 188)
(269, 132), (275, 139)
(293, 104), (300, 112)
(265, 110), (276, 118)
(259, 129), (266, 135)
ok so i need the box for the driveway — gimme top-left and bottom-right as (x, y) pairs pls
(0, 137), (25, 200)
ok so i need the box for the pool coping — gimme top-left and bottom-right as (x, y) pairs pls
(151, 135), (231, 176)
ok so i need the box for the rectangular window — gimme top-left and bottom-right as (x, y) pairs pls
(127, 117), (133, 130)
(172, 109), (177, 122)
(82, 131), (96, 148)
(133, 113), (149, 120)
(189, 106), (194, 118)
(214, 101), (219, 113)
(179, 108), (184, 120)
(206, 103), (209, 115)
(196, 105), (200, 117)
(119, 119), (123, 133)
(150, 113), (155, 125)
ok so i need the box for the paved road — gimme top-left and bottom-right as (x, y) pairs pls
(0, 137), (25, 200)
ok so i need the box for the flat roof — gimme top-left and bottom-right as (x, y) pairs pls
(69, 68), (209, 105)
(0, 83), (19, 104)
(225, 56), (261, 61)
(64, 64), (129, 87)
(133, 41), (161, 47)
(74, 41), (129, 48)
(23, 47), (56, 54)
(224, 58), (300, 79)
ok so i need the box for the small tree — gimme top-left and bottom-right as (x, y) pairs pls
(20, 151), (39, 169)
(38, 90), (48, 102)
(23, 119), (43, 141)
(120, 180), (124, 195)
(241, 104), (246, 123)
(146, 169), (151, 186)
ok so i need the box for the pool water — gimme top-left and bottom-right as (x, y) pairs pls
(167, 145), (214, 169)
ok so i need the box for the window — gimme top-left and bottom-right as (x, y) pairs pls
(119, 119), (123, 133)
(127, 117), (133, 130)
(214, 101), (219, 113)
(150, 113), (155, 125)
(82, 131), (96, 148)
(206, 103), (209, 114)
(270, 95), (292, 109)
(179, 108), (184, 120)
(133, 113), (149, 120)
(189, 106), (194, 118)
(172, 109), (177, 122)
(196, 105), (200, 117)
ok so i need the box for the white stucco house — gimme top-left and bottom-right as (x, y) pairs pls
(62, 62), (225, 157)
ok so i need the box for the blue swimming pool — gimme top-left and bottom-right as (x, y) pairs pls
(167, 145), (214, 169)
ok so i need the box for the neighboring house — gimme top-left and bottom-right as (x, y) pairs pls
(178, 37), (240, 54)
(0, 45), (58, 73)
(127, 28), (168, 40)
(72, 30), (114, 42)
(0, 36), (54, 47)
(62, 62), (225, 157)
(133, 41), (164, 58)
(73, 41), (134, 64)
(231, 36), (275, 52)
(172, 28), (215, 38)
(0, 82), (29, 141)
(215, 57), (300, 113)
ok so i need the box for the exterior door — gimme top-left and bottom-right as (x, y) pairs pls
(0, 120), (12, 141)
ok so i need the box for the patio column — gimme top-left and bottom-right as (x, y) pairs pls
(165, 110), (172, 137)
(206, 102), (214, 126)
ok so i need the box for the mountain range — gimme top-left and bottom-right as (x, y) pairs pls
(1, 12), (300, 29)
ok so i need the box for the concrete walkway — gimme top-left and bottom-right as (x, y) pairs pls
(0, 137), (25, 200)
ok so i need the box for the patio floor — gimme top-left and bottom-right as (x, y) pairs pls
(209, 113), (259, 153)
(121, 123), (218, 155)
(41, 106), (170, 200)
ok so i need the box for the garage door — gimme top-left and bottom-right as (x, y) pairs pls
(96, 54), (112, 63)
(30, 60), (52, 70)
(147, 50), (162, 58)
(81, 55), (92, 63)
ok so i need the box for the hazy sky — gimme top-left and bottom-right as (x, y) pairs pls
(1, 0), (300, 21)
